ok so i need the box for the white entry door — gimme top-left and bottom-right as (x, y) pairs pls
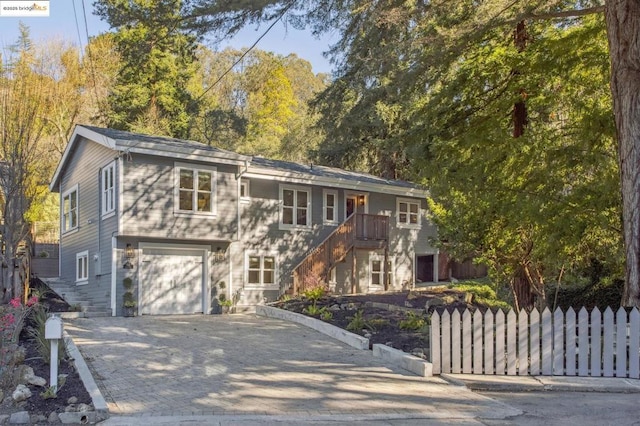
(140, 248), (204, 315)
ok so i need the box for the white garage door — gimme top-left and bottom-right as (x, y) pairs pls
(140, 248), (205, 315)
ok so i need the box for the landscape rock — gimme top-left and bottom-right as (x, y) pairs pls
(31, 414), (47, 423)
(48, 412), (59, 423)
(328, 304), (341, 311)
(0, 415), (9, 424)
(58, 412), (96, 424)
(411, 348), (425, 359)
(78, 403), (93, 412)
(425, 298), (444, 309)
(66, 396), (78, 405)
(443, 295), (457, 304)
(21, 366), (47, 387)
(8, 411), (29, 424)
(65, 404), (77, 412)
(11, 385), (31, 403)
(404, 301), (414, 308)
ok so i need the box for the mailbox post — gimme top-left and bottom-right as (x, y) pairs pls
(45, 315), (63, 391)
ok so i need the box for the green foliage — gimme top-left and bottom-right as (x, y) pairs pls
(302, 303), (330, 319)
(346, 310), (373, 332)
(302, 287), (326, 303)
(399, 312), (427, 331)
(319, 310), (333, 321)
(122, 278), (136, 308)
(552, 277), (624, 311)
(449, 281), (513, 311)
(96, 0), (199, 138)
(27, 305), (66, 365)
(190, 48), (326, 162)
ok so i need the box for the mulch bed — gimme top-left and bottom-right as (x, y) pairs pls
(272, 288), (482, 354)
(0, 280), (93, 420)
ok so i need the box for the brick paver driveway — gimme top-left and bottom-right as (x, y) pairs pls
(65, 314), (515, 420)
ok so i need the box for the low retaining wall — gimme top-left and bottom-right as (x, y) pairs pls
(256, 305), (369, 350)
(372, 344), (433, 377)
(256, 305), (434, 376)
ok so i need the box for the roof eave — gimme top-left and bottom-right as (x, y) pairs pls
(49, 125), (119, 192)
(244, 167), (429, 198)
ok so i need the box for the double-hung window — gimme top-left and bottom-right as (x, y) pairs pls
(76, 251), (88, 284)
(102, 162), (115, 217)
(397, 198), (421, 228)
(370, 255), (394, 288)
(246, 253), (277, 289)
(175, 163), (216, 215)
(62, 185), (78, 233)
(323, 189), (338, 225)
(280, 185), (311, 229)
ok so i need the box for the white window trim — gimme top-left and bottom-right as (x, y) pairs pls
(174, 162), (217, 217)
(279, 184), (312, 230)
(62, 184), (79, 235)
(396, 197), (422, 229)
(76, 250), (89, 285)
(323, 189), (339, 225)
(101, 161), (116, 218)
(240, 179), (250, 203)
(369, 253), (395, 289)
(244, 251), (279, 290)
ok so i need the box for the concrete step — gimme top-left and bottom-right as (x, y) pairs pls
(84, 311), (111, 318)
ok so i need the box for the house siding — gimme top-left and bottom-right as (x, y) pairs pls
(121, 154), (238, 241)
(58, 137), (117, 311)
(235, 178), (436, 302)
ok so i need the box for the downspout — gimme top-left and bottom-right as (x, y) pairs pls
(233, 160), (249, 300)
(110, 233), (117, 316)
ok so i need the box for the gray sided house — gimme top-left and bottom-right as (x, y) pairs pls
(49, 125), (439, 316)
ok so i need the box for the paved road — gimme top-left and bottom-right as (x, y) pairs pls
(478, 391), (640, 426)
(65, 314), (519, 424)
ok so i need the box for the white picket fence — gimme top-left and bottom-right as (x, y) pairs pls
(430, 307), (640, 378)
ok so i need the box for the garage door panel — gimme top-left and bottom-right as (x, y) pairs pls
(140, 248), (204, 315)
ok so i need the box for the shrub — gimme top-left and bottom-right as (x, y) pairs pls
(346, 310), (374, 332)
(0, 297), (39, 389)
(399, 311), (427, 331)
(303, 287), (326, 303)
(28, 305), (66, 365)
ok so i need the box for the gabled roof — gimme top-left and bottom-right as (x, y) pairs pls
(50, 125), (428, 198)
(50, 125), (251, 191)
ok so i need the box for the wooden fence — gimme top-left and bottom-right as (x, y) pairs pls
(431, 307), (640, 378)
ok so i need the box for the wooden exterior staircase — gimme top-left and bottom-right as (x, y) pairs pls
(292, 213), (390, 295)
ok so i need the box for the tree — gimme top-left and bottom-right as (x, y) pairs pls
(95, 0), (199, 138)
(0, 26), (54, 300)
(190, 47), (327, 162)
(185, 0), (639, 307)
(605, 0), (640, 307)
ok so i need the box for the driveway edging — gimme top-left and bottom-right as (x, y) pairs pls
(256, 305), (369, 350)
(64, 330), (110, 418)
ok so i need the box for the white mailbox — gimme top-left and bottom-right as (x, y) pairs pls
(45, 316), (63, 340)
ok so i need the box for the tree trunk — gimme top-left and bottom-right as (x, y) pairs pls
(606, 0), (640, 307)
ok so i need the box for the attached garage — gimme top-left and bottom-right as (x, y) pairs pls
(139, 244), (209, 315)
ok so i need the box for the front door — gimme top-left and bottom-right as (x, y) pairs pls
(346, 193), (367, 219)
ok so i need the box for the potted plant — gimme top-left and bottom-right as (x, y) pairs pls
(122, 277), (136, 317)
(218, 293), (233, 314)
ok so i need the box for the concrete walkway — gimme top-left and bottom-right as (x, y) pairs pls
(64, 314), (520, 424)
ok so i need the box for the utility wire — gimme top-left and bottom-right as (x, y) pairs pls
(81, 0), (103, 121)
(196, 4), (293, 101)
(71, 0), (84, 52)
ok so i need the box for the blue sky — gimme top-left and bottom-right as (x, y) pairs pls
(0, 0), (337, 75)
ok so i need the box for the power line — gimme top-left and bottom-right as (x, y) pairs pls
(81, 0), (103, 120)
(71, 0), (84, 51)
(196, 4), (293, 101)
